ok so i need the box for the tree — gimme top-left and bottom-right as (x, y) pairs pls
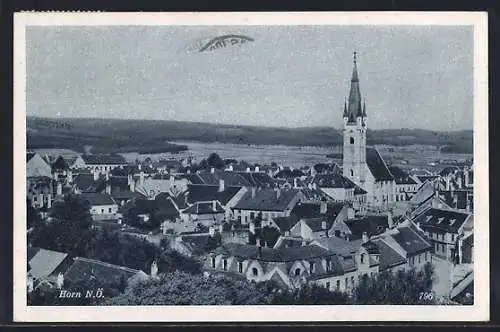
(271, 283), (351, 305)
(260, 226), (281, 248)
(30, 194), (93, 254)
(27, 199), (42, 230)
(353, 263), (436, 305)
(207, 153), (225, 169)
(105, 271), (273, 305)
(198, 159), (209, 170)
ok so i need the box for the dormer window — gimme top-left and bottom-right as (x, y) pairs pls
(295, 268), (301, 276)
(326, 259), (331, 272)
(223, 259), (228, 271)
(360, 254), (365, 264)
(238, 261), (243, 273)
(211, 256), (216, 268)
(252, 267), (258, 276)
(309, 262), (314, 274)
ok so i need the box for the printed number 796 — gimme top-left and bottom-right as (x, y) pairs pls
(419, 291), (435, 301)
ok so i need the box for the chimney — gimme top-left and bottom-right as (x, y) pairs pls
(93, 169), (99, 181)
(264, 241), (268, 248)
(150, 260), (158, 278)
(56, 272), (64, 289)
(362, 232), (369, 244)
(312, 182), (317, 190)
(187, 169), (191, 174)
(129, 177), (135, 192)
(229, 165), (234, 172)
(276, 188), (281, 200)
(218, 179), (225, 192)
(464, 168), (470, 186)
(251, 187), (256, 199)
(320, 201), (327, 214)
(284, 230), (291, 237)
(210, 167), (215, 174)
(139, 171), (145, 186)
(256, 238), (262, 257)
(46, 196), (52, 209)
(53, 172), (58, 181)
(301, 239), (307, 246)
(321, 220), (327, 230)
(56, 182), (63, 196)
(249, 221), (256, 234)
(218, 223), (224, 234)
(293, 178), (298, 188)
(209, 226), (215, 237)
(246, 167), (251, 173)
(212, 200), (217, 212)
(387, 211), (394, 228)
(170, 175), (175, 184)
(105, 183), (112, 195)
(138, 164), (142, 171)
(347, 207), (355, 219)
(105, 171), (110, 181)
(255, 166), (260, 173)
(67, 170), (73, 184)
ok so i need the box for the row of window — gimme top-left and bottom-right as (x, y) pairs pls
(409, 252), (430, 265)
(325, 273), (374, 292)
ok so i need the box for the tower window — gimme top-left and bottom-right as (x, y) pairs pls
(350, 169), (354, 177)
(350, 137), (354, 144)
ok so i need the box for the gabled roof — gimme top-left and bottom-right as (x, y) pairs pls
(126, 197), (179, 217)
(345, 215), (389, 240)
(272, 217), (299, 233)
(186, 184), (242, 206)
(354, 185), (368, 195)
(237, 172), (276, 188)
(233, 188), (301, 211)
(213, 243), (332, 262)
(313, 237), (363, 256)
(64, 257), (144, 283)
(366, 147), (394, 181)
(416, 175), (439, 183)
(291, 202), (345, 220)
(73, 173), (101, 192)
(80, 154), (127, 165)
(312, 173), (356, 189)
(390, 226), (432, 255)
(183, 201), (225, 215)
(371, 239), (407, 270)
(388, 166), (418, 185)
(27, 152), (36, 162)
(28, 248), (69, 279)
(79, 193), (116, 206)
(413, 208), (470, 234)
(185, 173), (205, 185)
(303, 217), (331, 232)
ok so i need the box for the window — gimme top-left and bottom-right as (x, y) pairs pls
(223, 259), (228, 271)
(309, 262), (314, 274)
(351, 276), (355, 285)
(211, 256), (216, 268)
(345, 278), (348, 289)
(418, 254), (421, 264)
(245, 216), (248, 223)
(326, 282), (330, 290)
(326, 259), (331, 272)
(238, 262), (243, 273)
(336, 280), (340, 291)
(108, 208), (112, 213)
(250, 212), (255, 220)
(360, 254), (365, 264)
(350, 169), (354, 177)
(101, 208), (104, 213)
(238, 216), (241, 222)
(252, 268), (258, 276)
(350, 137), (354, 144)
(295, 268), (301, 276)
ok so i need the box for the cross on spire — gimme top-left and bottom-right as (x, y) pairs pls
(353, 51), (357, 64)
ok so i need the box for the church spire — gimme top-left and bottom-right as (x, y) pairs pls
(362, 99), (367, 117)
(345, 51), (362, 124)
(343, 99), (348, 118)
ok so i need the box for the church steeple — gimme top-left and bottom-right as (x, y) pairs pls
(344, 52), (363, 124)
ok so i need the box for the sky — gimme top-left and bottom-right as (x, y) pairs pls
(26, 25), (473, 131)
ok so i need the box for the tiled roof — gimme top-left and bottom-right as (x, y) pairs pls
(183, 201), (225, 215)
(213, 243), (332, 262)
(291, 202), (345, 220)
(388, 166), (418, 185)
(303, 217), (331, 232)
(390, 226), (432, 255)
(345, 215), (389, 240)
(354, 185), (367, 195)
(73, 173), (100, 192)
(80, 154), (127, 165)
(272, 217), (299, 233)
(274, 169), (305, 179)
(233, 188), (301, 212)
(185, 173), (205, 184)
(439, 190), (470, 210)
(186, 184), (242, 206)
(312, 173), (356, 189)
(237, 172), (276, 188)
(27, 152), (36, 162)
(439, 166), (460, 177)
(80, 193), (116, 206)
(463, 233), (473, 247)
(273, 236), (304, 249)
(64, 257), (143, 283)
(416, 175), (439, 183)
(366, 147), (394, 181)
(28, 248), (69, 279)
(372, 239), (407, 270)
(413, 208), (470, 233)
(127, 198), (179, 217)
(313, 237), (363, 256)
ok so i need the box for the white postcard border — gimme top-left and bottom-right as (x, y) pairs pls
(13, 11), (489, 322)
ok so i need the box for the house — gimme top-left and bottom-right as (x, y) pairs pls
(412, 207), (473, 261)
(27, 247), (73, 291)
(71, 154), (127, 173)
(206, 241), (377, 292)
(27, 176), (53, 209)
(179, 200), (226, 225)
(27, 152), (52, 178)
(121, 196), (180, 226)
(79, 193), (119, 221)
(311, 173), (359, 202)
(345, 213), (393, 240)
(134, 174), (189, 199)
(232, 188), (304, 224)
(388, 166), (420, 201)
(182, 181), (247, 220)
(340, 55), (396, 207)
(63, 257), (149, 287)
(284, 202), (352, 240)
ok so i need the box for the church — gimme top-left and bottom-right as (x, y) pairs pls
(341, 53), (395, 208)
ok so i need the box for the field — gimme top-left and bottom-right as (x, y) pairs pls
(27, 116), (473, 155)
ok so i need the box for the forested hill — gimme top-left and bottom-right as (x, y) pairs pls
(27, 117), (473, 154)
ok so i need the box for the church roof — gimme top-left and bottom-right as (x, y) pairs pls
(366, 147), (394, 181)
(344, 52), (365, 123)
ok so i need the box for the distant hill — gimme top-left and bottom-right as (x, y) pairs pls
(27, 117), (473, 154)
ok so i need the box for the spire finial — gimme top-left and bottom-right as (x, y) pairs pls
(353, 51), (357, 65)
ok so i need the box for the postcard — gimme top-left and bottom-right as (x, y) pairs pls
(14, 11), (489, 322)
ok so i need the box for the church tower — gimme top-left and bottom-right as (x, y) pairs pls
(342, 52), (367, 186)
